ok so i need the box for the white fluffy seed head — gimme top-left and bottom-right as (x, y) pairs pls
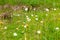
(13, 32), (17, 36)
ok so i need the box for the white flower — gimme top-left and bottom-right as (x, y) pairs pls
(24, 7), (28, 11)
(40, 20), (43, 23)
(24, 25), (27, 28)
(24, 24), (28, 28)
(13, 32), (17, 36)
(4, 26), (7, 29)
(35, 15), (38, 17)
(46, 14), (48, 16)
(45, 8), (49, 12)
(16, 27), (19, 30)
(33, 8), (36, 11)
(26, 15), (31, 22)
(53, 8), (56, 11)
(26, 16), (29, 18)
(27, 17), (31, 22)
(37, 30), (41, 34)
(55, 27), (59, 30)
(31, 14), (34, 17)
(35, 18), (38, 21)
(27, 18), (31, 22)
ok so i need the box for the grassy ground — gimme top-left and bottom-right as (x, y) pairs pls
(0, 8), (60, 40)
(0, 0), (60, 40)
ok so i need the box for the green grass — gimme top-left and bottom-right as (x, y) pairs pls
(0, 0), (60, 40)
(0, 8), (60, 40)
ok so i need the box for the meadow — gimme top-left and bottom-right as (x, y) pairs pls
(0, 0), (60, 40)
